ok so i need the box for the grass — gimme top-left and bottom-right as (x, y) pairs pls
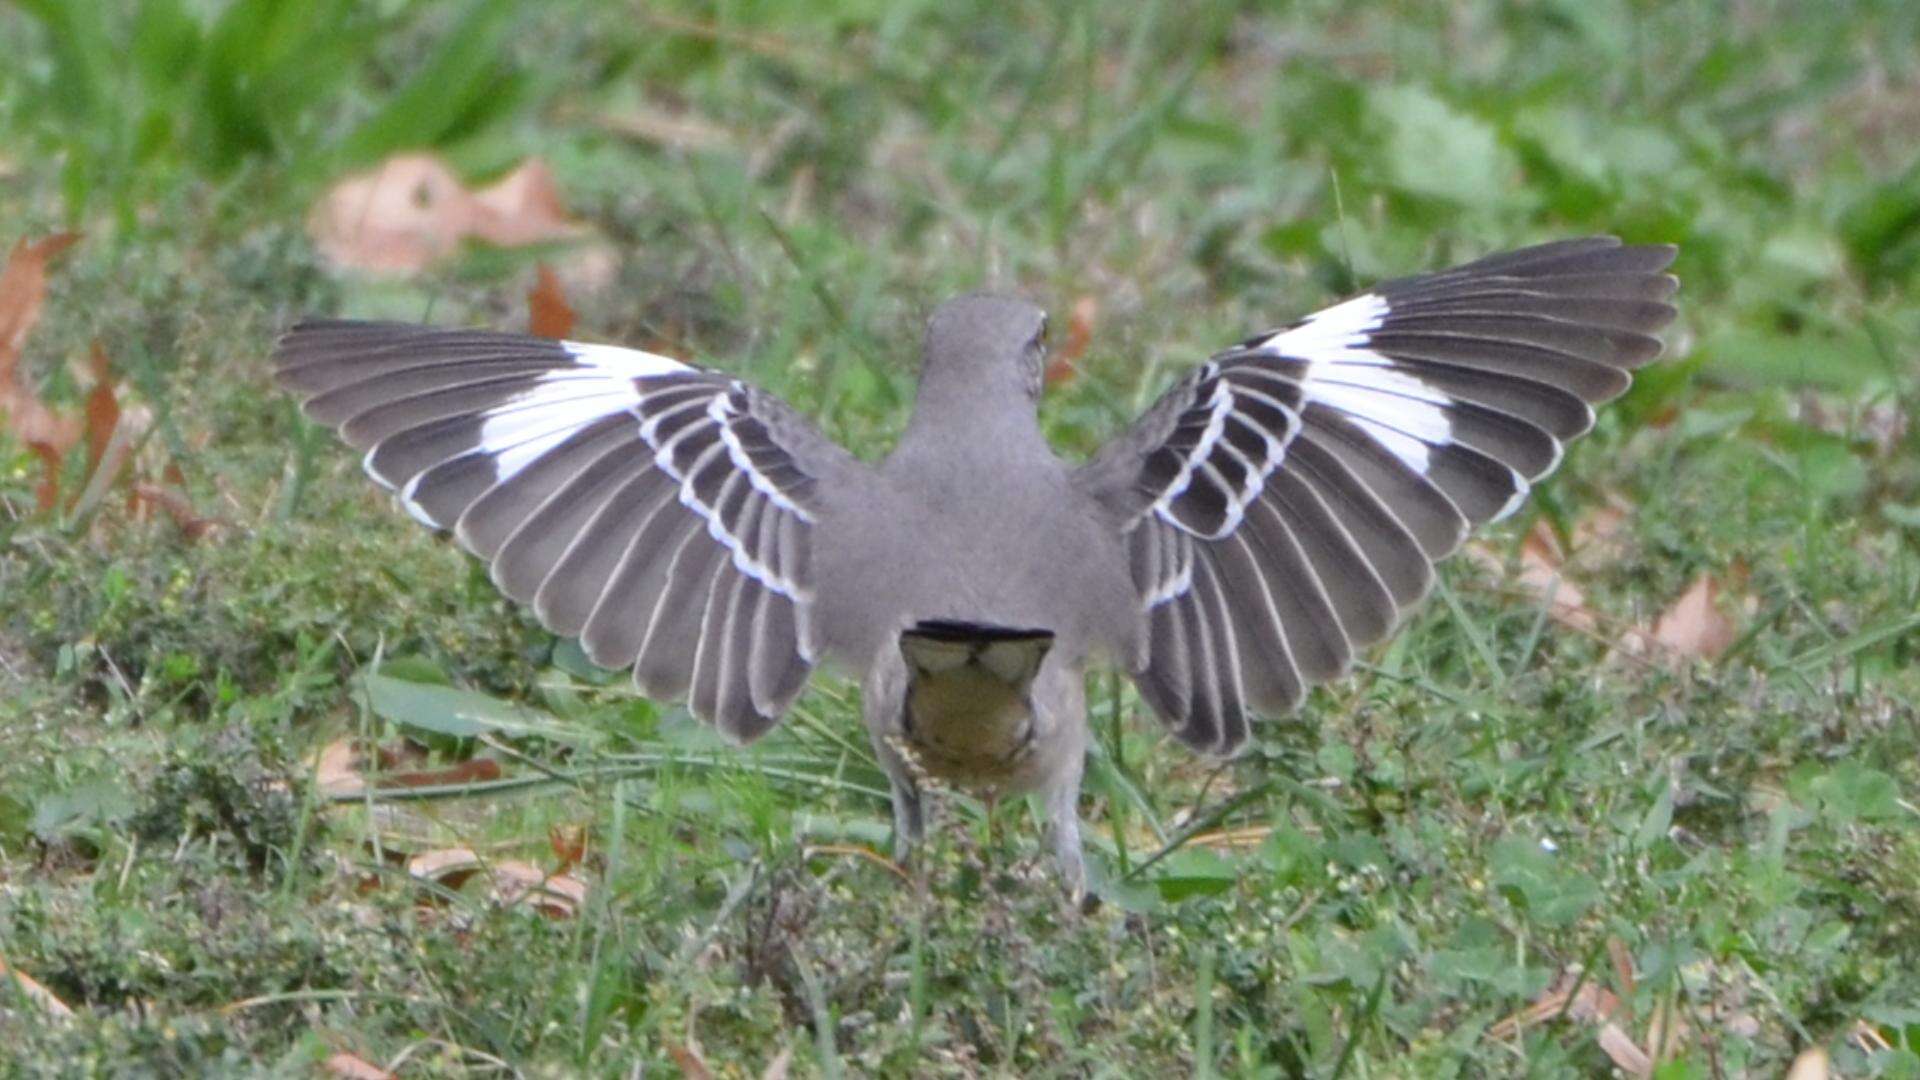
(3, 0), (1919, 1074)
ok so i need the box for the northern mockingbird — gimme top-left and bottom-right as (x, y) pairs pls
(276, 237), (1677, 894)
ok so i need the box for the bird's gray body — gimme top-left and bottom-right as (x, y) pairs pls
(810, 297), (1138, 887)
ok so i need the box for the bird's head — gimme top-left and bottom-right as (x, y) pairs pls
(923, 293), (1050, 401)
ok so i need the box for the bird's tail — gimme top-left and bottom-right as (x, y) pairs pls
(899, 619), (1054, 695)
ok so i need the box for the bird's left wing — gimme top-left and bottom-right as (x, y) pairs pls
(276, 320), (865, 741)
(1072, 238), (1678, 755)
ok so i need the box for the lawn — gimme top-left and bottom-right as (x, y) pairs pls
(2, 1), (1918, 1075)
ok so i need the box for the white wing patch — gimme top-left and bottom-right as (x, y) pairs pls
(1258, 292), (1389, 356)
(560, 339), (689, 378)
(1254, 291), (1456, 471)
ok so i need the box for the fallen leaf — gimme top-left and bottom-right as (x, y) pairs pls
(322, 1052), (394, 1080)
(127, 480), (218, 540)
(315, 739), (366, 797)
(469, 159), (581, 248)
(28, 441), (61, 512)
(1596, 1022), (1653, 1075)
(1607, 936), (1636, 1002)
(0, 233), (80, 368)
(0, 954), (76, 1021)
(309, 155), (583, 275)
(82, 342), (118, 477)
(407, 847), (486, 891)
(527, 263), (575, 339)
(1514, 519), (1599, 633)
(1649, 573), (1739, 662)
(1488, 977), (1622, 1039)
(0, 233), (85, 461)
(548, 823), (587, 872)
(760, 1045), (793, 1080)
(1784, 1047), (1830, 1080)
(383, 757), (503, 789)
(1046, 295), (1097, 387)
(489, 859), (588, 918)
(669, 1042), (715, 1080)
(72, 399), (152, 522)
(1569, 497), (1634, 565)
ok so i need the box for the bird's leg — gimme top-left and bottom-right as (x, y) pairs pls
(1043, 777), (1091, 909)
(887, 773), (925, 863)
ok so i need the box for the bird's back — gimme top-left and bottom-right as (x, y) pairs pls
(809, 434), (1137, 673)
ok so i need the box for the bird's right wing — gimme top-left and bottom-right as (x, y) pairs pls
(1073, 238), (1678, 755)
(276, 320), (866, 741)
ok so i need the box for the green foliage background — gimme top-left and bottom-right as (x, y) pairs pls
(1, 0), (1917, 1074)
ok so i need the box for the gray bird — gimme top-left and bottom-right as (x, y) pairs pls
(276, 236), (1677, 895)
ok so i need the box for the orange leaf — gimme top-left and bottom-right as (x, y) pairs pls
(471, 159), (581, 248)
(83, 342), (119, 479)
(1508, 519), (1598, 633)
(528, 263), (575, 339)
(129, 481), (219, 540)
(489, 859), (588, 917)
(314, 739), (365, 798)
(668, 1042), (715, 1080)
(1650, 574), (1738, 662)
(0, 232), (81, 376)
(0, 233), (86, 469)
(1046, 295), (1097, 386)
(383, 757), (503, 789)
(1784, 1047), (1830, 1080)
(407, 847), (486, 891)
(309, 155), (582, 275)
(548, 823), (587, 871)
(322, 1052), (394, 1080)
(28, 442), (60, 512)
(0, 954), (76, 1021)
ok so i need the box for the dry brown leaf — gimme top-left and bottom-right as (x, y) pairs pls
(407, 847), (486, 892)
(309, 155), (583, 275)
(1046, 295), (1097, 387)
(0, 233), (80, 369)
(669, 1042), (715, 1080)
(315, 739), (366, 798)
(28, 441), (61, 512)
(1516, 519), (1599, 633)
(1488, 978), (1623, 1040)
(1596, 1022), (1653, 1075)
(548, 823), (587, 872)
(322, 1051), (395, 1080)
(527, 263), (576, 339)
(0, 233), (86, 461)
(82, 342), (118, 477)
(760, 1045), (793, 1080)
(1649, 573), (1739, 662)
(470, 159), (580, 247)
(0, 954), (76, 1021)
(384, 757), (503, 790)
(1569, 497), (1634, 565)
(489, 860), (588, 918)
(128, 481), (218, 540)
(73, 401), (152, 522)
(1784, 1046), (1830, 1080)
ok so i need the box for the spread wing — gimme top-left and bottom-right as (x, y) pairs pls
(276, 319), (865, 742)
(1074, 237), (1679, 755)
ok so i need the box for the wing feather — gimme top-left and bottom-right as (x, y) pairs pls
(275, 320), (863, 739)
(1074, 238), (1677, 753)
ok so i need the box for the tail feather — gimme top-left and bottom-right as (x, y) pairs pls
(900, 620), (1054, 692)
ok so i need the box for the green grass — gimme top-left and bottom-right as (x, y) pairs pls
(3, 0), (1920, 1074)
